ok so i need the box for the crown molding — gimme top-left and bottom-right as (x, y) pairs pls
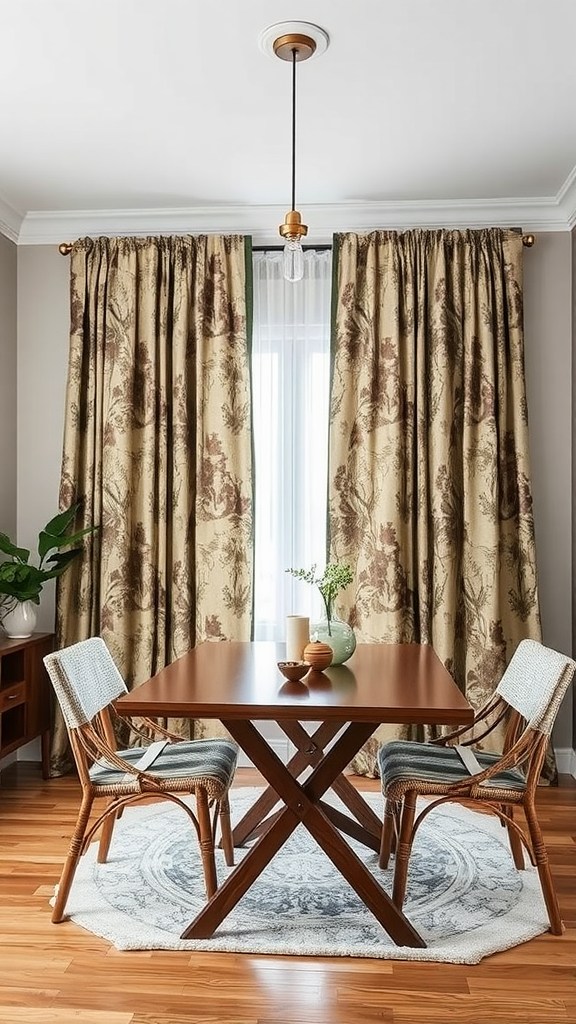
(14, 196), (573, 246)
(557, 165), (576, 230)
(0, 193), (23, 243)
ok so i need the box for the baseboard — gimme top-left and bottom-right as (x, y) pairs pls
(554, 746), (576, 779)
(0, 751), (17, 778)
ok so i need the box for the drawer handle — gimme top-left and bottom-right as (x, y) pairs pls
(8, 694), (17, 699)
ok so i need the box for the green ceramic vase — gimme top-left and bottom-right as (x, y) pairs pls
(310, 614), (356, 665)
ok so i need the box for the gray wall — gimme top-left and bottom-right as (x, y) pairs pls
(12, 233), (575, 752)
(523, 232), (573, 749)
(569, 226), (573, 753)
(0, 234), (17, 538)
(16, 246), (70, 631)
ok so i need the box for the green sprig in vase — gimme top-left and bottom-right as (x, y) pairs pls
(286, 562), (357, 666)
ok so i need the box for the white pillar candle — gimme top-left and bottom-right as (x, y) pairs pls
(285, 615), (310, 661)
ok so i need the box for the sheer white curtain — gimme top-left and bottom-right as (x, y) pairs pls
(252, 249), (332, 640)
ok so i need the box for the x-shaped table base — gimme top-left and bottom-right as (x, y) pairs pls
(182, 718), (426, 947)
(229, 719), (383, 850)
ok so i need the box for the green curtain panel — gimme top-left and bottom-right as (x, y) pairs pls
(329, 228), (546, 777)
(52, 234), (253, 774)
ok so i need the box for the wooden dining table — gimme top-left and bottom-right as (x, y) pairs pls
(114, 640), (474, 947)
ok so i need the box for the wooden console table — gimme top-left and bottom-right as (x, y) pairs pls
(0, 632), (54, 777)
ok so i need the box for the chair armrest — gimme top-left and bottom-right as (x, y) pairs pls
(432, 694), (509, 748)
(114, 708), (188, 745)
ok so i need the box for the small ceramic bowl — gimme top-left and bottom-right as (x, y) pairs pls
(277, 660), (310, 682)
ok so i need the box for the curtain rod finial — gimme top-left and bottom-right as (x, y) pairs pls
(59, 242), (73, 256)
(522, 234), (535, 248)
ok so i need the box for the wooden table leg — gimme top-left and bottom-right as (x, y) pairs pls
(184, 718), (426, 948)
(230, 720), (344, 846)
(231, 719), (382, 847)
(182, 804), (300, 939)
(299, 797), (424, 947)
(331, 773), (383, 839)
(318, 799), (381, 852)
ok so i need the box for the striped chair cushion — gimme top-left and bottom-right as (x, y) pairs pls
(378, 740), (526, 792)
(89, 737), (238, 789)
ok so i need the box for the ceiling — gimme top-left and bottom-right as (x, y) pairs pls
(2, 0), (576, 245)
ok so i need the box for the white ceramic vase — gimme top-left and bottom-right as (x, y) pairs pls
(1, 600), (38, 638)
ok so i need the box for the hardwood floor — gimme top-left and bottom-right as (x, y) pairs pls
(1, 762), (575, 1024)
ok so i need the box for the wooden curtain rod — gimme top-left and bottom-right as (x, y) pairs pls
(58, 233), (537, 256)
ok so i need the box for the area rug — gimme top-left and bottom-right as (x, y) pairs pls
(54, 787), (550, 963)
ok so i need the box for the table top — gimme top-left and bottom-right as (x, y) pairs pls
(115, 641), (473, 726)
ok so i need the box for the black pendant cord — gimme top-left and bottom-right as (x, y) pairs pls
(291, 47), (297, 213)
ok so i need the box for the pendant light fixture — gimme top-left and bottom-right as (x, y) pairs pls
(259, 22), (329, 282)
(275, 33), (313, 281)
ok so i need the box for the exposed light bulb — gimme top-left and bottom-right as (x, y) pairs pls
(283, 237), (304, 282)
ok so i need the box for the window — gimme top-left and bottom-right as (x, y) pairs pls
(251, 249), (332, 639)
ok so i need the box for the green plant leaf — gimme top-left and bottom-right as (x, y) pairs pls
(42, 549), (83, 578)
(0, 502), (97, 603)
(0, 584), (41, 604)
(38, 524), (94, 559)
(37, 502), (81, 558)
(0, 563), (43, 601)
(0, 533), (30, 563)
(0, 563), (31, 586)
(43, 503), (81, 538)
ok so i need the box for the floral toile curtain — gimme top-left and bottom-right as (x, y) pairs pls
(51, 234), (253, 774)
(328, 228), (548, 777)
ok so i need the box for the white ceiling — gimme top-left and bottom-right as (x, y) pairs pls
(2, 0), (576, 245)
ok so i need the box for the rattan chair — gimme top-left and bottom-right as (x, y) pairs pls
(378, 638), (576, 935)
(44, 637), (238, 924)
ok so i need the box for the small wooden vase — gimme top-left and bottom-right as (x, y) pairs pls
(303, 640), (333, 671)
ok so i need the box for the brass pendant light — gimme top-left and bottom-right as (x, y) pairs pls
(259, 22), (329, 281)
(274, 32), (315, 281)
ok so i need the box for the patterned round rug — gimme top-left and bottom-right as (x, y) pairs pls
(56, 787), (550, 963)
